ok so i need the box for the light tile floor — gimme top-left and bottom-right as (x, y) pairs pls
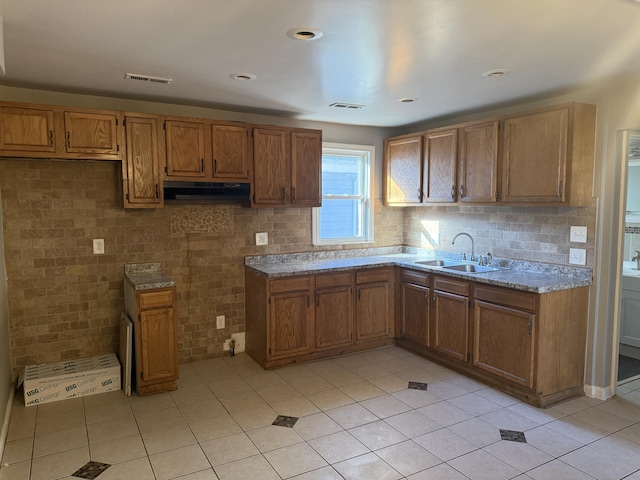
(3, 346), (640, 480)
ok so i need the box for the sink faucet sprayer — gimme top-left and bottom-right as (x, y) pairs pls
(452, 232), (475, 262)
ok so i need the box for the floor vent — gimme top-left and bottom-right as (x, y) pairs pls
(125, 73), (173, 84)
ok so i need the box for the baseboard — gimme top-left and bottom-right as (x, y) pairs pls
(0, 386), (15, 464)
(584, 383), (613, 400)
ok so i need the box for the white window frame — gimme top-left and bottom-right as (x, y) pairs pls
(312, 142), (375, 246)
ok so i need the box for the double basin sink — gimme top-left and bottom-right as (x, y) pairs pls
(414, 259), (508, 274)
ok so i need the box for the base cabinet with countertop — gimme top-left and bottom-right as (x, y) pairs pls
(124, 264), (179, 396)
(245, 267), (393, 369)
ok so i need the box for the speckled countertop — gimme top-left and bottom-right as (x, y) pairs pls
(124, 262), (176, 290)
(245, 247), (592, 294)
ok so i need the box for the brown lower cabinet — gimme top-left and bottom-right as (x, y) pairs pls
(397, 268), (589, 407)
(245, 267), (394, 369)
(124, 285), (179, 395)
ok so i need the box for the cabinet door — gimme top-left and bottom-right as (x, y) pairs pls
(502, 107), (568, 203)
(212, 124), (250, 180)
(124, 116), (162, 207)
(269, 291), (312, 358)
(432, 290), (468, 362)
(356, 281), (391, 341)
(165, 120), (207, 178)
(383, 135), (423, 205)
(291, 129), (322, 207)
(138, 305), (178, 384)
(473, 300), (535, 388)
(0, 106), (57, 154)
(424, 128), (458, 203)
(620, 289), (640, 348)
(400, 282), (430, 346)
(64, 111), (119, 156)
(253, 127), (290, 205)
(316, 285), (353, 349)
(458, 120), (499, 203)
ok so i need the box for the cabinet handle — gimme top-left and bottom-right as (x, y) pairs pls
(201, 158), (204, 173)
(281, 187), (286, 201)
(292, 187), (296, 200)
(558, 181), (564, 197)
(66, 131), (71, 149)
(155, 184), (159, 199)
(357, 288), (361, 301)
(49, 130), (55, 147)
(316, 293), (320, 307)
(451, 185), (455, 199)
(425, 294), (429, 305)
(307, 295), (310, 308)
(528, 320), (532, 335)
(417, 188), (421, 201)
(213, 159), (217, 173)
(459, 185), (464, 198)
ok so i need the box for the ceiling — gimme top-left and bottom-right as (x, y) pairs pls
(1, 0), (640, 128)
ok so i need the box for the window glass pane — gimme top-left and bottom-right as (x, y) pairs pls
(321, 155), (363, 196)
(319, 198), (363, 239)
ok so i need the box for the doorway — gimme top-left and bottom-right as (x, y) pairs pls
(617, 130), (640, 386)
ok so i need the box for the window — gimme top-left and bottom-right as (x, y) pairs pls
(312, 143), (374, 245)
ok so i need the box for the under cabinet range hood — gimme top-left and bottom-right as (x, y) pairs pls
(163, 181), (250, 202)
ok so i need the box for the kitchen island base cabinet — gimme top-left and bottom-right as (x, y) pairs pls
(245, 268), (393, 369)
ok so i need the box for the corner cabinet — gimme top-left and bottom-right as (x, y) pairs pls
(252, 126), (321, 207)
(124, 284), (179, 396)
(501, 102), (596, 206)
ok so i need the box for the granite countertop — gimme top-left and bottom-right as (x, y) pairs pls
(245, 247), (592, 294)
(124, 262), (176, 290)
(623, 260), (640, 278)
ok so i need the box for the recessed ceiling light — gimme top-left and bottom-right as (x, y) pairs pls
(481, 69), (511, 78)
(398, 97), (418, 103)
(286, 27), (324, 41)
(229, 73), (257, 81)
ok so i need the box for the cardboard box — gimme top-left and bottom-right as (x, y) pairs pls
(18, 353), (121, 406)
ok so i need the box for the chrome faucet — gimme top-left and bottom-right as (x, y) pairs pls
(633, 250), (640, 270)
(452, 232), (475, 262)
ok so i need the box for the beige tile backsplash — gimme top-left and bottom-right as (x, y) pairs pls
(0, 159), (596, 376)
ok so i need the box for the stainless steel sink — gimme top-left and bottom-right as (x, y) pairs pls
(441, 264), (503, 273)
(414, 259), (461, 267)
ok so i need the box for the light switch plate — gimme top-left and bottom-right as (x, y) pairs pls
(570, 226), (587, 243)
(569, 248), (587, 265)
(93, 239), (105, 255)
(256, 232), (268, 246)
(216, 315), (225, 329)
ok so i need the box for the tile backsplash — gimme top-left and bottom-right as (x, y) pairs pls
(624, 223), (640, 260)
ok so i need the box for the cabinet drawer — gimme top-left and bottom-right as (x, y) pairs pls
(316, 272), (352, 288)
(474, 284), (536, 311)
(433, 276), (469, 296)
(138, 289), (174, 310)
(400, 269), (429, 287)
(357, 268), (392, 284)
(269, 276), (311, 294)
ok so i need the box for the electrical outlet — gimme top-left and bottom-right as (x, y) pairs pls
(223, 339), (230, 351)
(255, 232), (268, 246)
(216, 315), (225, 329)
(93, 239), (105, 255)
(231, 332), (245, 353)
(570, 226), (587, 243)
(569, 248), (587, 265)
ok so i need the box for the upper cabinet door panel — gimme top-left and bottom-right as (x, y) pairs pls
(0, 106), (57, 154)
(502, 107), (569, 203)
(291, 129), (322, 207)
(165, 120), (207, 178)
(64, 111), (119, 156)
(211, 124), (250, 180)
(124, 115), (162, 207)
(384, 135), (423, 205)
(458, 120), (499, 203)
(252, 127), (290, 205)
(424, 128), (457, 203)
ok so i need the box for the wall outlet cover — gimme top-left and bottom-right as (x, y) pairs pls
(570, 226), (587, 243)
(93, 239), (105, 255)
(216, 315), (225, 329)
(231, 332), (245, 353)
(569, 248), (587, 265)
(255, 232), (268, 246)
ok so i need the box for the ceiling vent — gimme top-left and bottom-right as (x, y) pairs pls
(330, 102), (365, 109)
(125, 73), (173, 84)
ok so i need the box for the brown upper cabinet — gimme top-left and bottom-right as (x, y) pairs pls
(501, 102), (596, 206)
(252, 126), (322, 207)
(0, 103), (123, 160)
(211, 123), (250, 180)
(164, 119), (207, 179)
(384, 119), (499, 206)
(123, 114), (163, 208)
